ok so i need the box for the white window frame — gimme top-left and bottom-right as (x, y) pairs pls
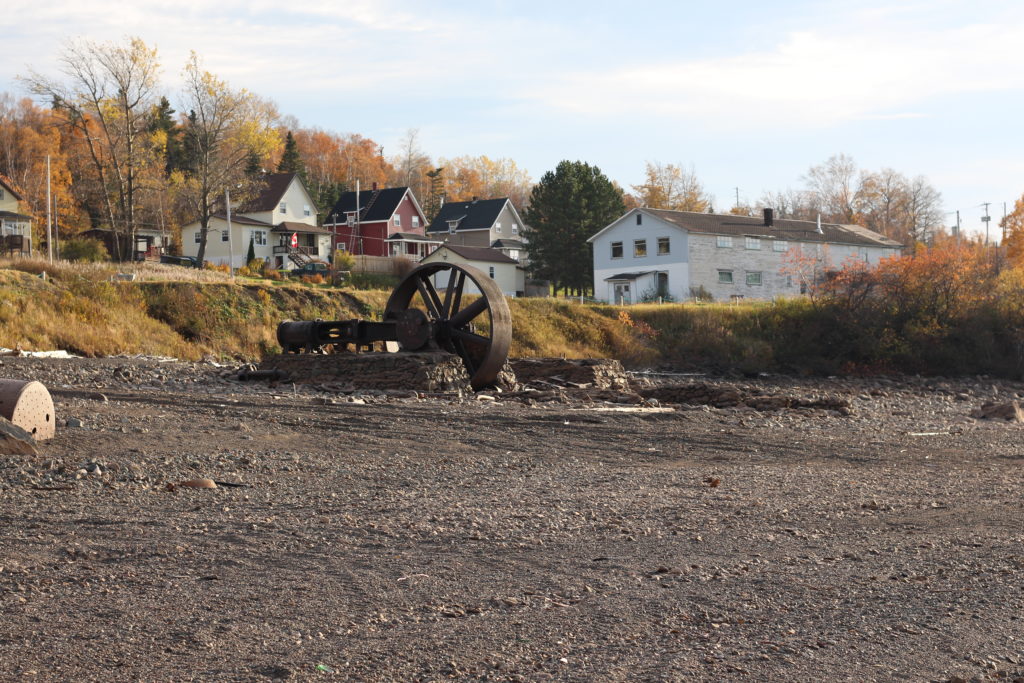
(611, 241), (623, 259)
(511, 222), (519, 234)
(657, 237), (670, 255)
(303, 204), (311, 217)
(508, 249), (519, 260)
(772, 240), (788, 252)
(716, 235), (732, 248)
(488, 266), (495, 279)
(221, 230), (229, 242)
(495, 221), (502, 233)
(746, 271), (763, 286)
(253, 230), (267, 246)
(718, 270), (733, 284)
(394, 214), (401, 228)
(279, 202), (287, 214)
(411, 216), (420, 229)
(634, 239), (647, 258)
(745, 237), (761, 250)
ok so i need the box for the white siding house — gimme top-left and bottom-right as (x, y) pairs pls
(589, 208), (903, 303)
(420, 245), (524, 297)
(181, 173), (331, 270)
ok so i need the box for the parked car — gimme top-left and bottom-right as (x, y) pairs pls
(288, 262), (330, 277)
(160, 254), (199, 268)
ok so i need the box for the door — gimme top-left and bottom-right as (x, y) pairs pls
(613, 282), (631, 305)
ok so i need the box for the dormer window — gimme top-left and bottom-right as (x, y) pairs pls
(279, 202), (287, 214)
(447, 220), (459, 233)
(346, 212), (356, 225)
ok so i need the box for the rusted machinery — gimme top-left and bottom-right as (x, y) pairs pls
(0, 378), (55, 440)
(277, 262), (512, 390)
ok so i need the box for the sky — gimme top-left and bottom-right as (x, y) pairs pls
(2, 0), (1022, 239)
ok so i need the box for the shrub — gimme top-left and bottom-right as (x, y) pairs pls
(334, 249), (355, 272)
(301, 274), (326, 285)
(392, 256), (416, 278)
(61, 237), (109, 263)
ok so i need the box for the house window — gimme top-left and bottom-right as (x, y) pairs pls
(394, 214), (401, 228)
(717, 235), (732, 248)
(221, 230), (229, 242)
(657, 237), (670, 255)
(495, 221), (502, 233)
(718, 270), (733, 284)
(253, 230), (267, 246)
(195, 231), (202, 244)
(745, 237), (761, 250)
(346, 212), (356, 225)
(636, 214), (643, 226)
(508, 249), (519, 260)
(634, 239), (647, 257)
(412, 216), (420, 228)
(303, 204), (311, 217)
(488, 266), (495, 279)
(611, 241), (623, 259)
(447, 220), (458, 233)
(279, 202), (287, 214)
(859, 249), (869, 261)
(0, 188), (4, 200)
(511, 222), (519, 234)
(746, 271), (763, 286)
(772, 240), (788, 252)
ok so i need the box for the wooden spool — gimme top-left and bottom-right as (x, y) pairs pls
(0, 380), (55, 441)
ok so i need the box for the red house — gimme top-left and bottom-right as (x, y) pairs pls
(323, 185), (438, 260)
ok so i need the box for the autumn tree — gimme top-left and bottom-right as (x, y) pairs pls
(436, 155), (533, 208)
(174, 52), (279, 265)
(631, 161), (710, 212)
(0, 94), (82, 243)
(291, 129), (392, 220)
(1002, 194), (1024, 265)
(23, 37), (162, 259)
(524, 161), (626, 295)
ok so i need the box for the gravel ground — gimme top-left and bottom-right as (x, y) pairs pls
(1, 355), (1023, 682)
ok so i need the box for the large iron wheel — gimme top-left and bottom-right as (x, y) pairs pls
(385, 263), (512, 390)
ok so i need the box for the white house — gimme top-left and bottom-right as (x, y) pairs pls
(181, 173), (331, 270)
(420, 244), (524, 297)
(0, 176), (33, 257)
(588, 208), (903, 304)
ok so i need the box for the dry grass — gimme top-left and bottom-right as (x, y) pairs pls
(0, 257), (237, 283)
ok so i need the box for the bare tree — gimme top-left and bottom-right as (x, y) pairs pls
(390, 128), (431, 198)
(802, 153), (859, 223)
(22, 37), (161, 260)
(174, 52), (279, 265)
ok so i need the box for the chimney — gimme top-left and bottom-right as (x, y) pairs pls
(471, 196), (478, 204)
(763, 208), (774, 227)
(372, 182), (378, 192)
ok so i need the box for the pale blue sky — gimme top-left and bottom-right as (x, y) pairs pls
(2, 0), (1022, 237)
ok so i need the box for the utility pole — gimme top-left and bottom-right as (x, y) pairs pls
(735, 187), (740, 208)
(45, 155), (52, 263)
(226, 188), (235, 278)
(1004, 202), (1008, 242)
(981, 202), (992, 244)
(956, 210), (961, 244)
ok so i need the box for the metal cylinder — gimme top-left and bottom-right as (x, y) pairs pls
(0, 380), (55, 441)
(277, 320), (321, 352)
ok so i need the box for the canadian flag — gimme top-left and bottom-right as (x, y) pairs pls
(290, 233), (298, 248)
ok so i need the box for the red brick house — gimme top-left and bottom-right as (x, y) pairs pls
(323, 185), (438, 259)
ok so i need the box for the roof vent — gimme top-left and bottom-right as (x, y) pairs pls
(763, 208), (774, 227)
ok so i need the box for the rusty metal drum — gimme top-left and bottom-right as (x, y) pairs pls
(0, 380), (55, 441)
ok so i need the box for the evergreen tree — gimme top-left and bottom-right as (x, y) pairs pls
(246, 235), (256, 264)
(277, 131), (307, 182)
(523, 161), (625, 295)
(149, 96), (186, 176)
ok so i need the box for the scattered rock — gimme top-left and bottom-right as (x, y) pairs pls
(0, 417), (38, 455)
(970, 401), (1024, 422)
(176, 478), (218, 489)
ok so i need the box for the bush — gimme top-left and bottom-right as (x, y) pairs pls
(301, 274), (326, 285)
(61, 237), (109, 263)
(392, 256), (416, 278)
(347, 272), (398, 290)
(333, 249), (355, 272)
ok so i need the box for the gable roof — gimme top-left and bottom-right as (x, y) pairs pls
(241, 173), (300, 212)
(428, 245), (518, 264)
(0, 176), (23, 202)
(426, 198), (509, 233)
(324, 187), (416, 224)
(589, 208), (903, 249)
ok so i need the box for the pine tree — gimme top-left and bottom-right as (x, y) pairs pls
(523, 161), (626, 295)
(246, 235), (256, 265)
(277, 131), (307, 182)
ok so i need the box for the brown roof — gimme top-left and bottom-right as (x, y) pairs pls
(432, 245), (518, 264)
(242, 173), (298, 212)
(0, 175), (23, 202)
(644, 209), (903, 248)
(273, 221), (331, 234)
(211, 213), (274, 227)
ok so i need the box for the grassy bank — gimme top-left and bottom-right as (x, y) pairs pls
(4, 253), (1024, 378)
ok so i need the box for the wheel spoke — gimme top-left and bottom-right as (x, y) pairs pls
(449, 297), (488, 328)
(441, 268), (458, 318)
(450, 327), (491, 347)
(452, 338), (477, 375)
(415, 273), (444, 320)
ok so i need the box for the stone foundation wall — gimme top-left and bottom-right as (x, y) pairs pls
(259, 351), (473, 392)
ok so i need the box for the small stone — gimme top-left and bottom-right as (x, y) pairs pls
(66, 417), (84, 428)
(178, 479), (218, 489)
